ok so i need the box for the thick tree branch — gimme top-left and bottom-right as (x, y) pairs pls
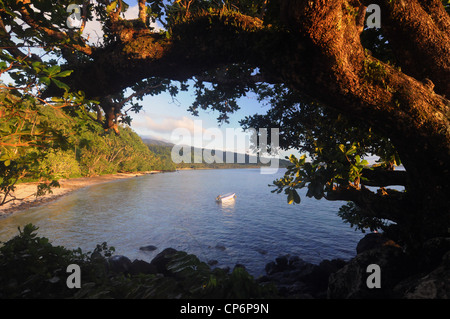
(325, 185), (407, 224)
(138, 0), (147, 24)
(361, 168), (408, 187)
(367, 0), (450, 97)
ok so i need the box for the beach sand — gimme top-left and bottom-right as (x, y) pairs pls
(0, 171), (162, 219)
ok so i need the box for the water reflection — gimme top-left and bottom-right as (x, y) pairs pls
(217, 198), (236, 216)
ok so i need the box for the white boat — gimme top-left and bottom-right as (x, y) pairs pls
(216, 193), (236, 202)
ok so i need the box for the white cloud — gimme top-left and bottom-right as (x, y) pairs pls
(133, 115), (207, 135)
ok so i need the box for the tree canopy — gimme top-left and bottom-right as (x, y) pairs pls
(1, 0), (449, 247)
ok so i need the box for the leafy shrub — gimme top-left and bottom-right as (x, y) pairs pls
(39, 150), (82, 179)
(0, 224), (278, 299)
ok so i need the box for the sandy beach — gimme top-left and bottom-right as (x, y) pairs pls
(0, 171), (162, 219)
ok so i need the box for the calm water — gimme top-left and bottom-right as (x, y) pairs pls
(0, 169), (365, 276)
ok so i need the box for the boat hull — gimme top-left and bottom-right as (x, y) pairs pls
(216, 193), (236, 202)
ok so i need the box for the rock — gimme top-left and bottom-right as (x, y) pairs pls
(393, 242), (450, 299)
(402, 264), (450, 299)
(318, 259), (347, 275)
(265, 262), (277, 275)
(356, 233), (398, 254)
(215, 244), (226, 251)
(288, 256), (301, 266)
(296, 259), (347, 297)
(108, 255), (132, 274)
(328, 245), (409, 298)
(256, 248), (268, 255)
(260, 254), (346, 298)
(275, 255), (289, 270)
(394, 250), (450, 299)
(139, 245), (158, 252)
(129, 259), (157, 275)
(419, 237), (450, 270)
(150, 248), (178, 275)
(207, 260), (218, 266)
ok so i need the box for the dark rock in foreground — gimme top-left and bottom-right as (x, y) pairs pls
(130, 259), (157, 275)
(104, 235), (449, 299)
(259, 254), (346, 298)
(328, 235), (450, 299)
(328, 245), (409, 298)
(107, 255), (132, 274)
(259, 233), (450, 299)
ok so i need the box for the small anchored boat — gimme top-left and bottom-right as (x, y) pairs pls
(216, 193), (236, 202)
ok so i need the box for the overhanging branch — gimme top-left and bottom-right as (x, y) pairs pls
(325, 185), (407, 224)
(361, 168), (408, 187)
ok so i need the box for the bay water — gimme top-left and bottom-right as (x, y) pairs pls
(0, 169), (366, 276)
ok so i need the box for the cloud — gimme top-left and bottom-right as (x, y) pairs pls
(133, 115), (207, 135)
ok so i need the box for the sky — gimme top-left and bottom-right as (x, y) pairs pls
(79, 1), (291, 157)
(128, 87), (277, 153)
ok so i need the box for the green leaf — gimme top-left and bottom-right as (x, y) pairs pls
(55, 70), (73, 78)
(292, 190), (300, 204)
(40, 76), (51, 86)
(32, 61), (42, 73)
(299, 154), (307, 165)
(346, 145), (357, 155)
(287, 189), (294, 204)
(51, 78), (70, 91)
(47, 65), (61, 76)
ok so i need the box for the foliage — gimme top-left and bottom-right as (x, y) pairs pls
(74, 123), (158, 176)
(1, 0), (448, 243)
(239, 83), (405, 232)
(145, 144), (178, 171)
(0, 65), (169, 205)
(0, 223), (88, 298)
(337, 202), (389, 233)
(39, 150), (81, 179)
(0, 54), (86, 205)
(0, 224), (277, 299)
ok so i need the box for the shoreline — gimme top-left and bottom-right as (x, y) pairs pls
(0, 171), (163, 219)
(1, 167), (267, 218)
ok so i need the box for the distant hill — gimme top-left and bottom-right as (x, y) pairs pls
(142, 138), (290, 169)
(141, 137), (174, 147)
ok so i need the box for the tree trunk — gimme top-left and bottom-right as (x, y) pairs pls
(273, 0), (450, 241)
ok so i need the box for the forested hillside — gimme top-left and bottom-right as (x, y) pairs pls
(0, 87), (171, 205)
(144, 141), (290, 170)
(19, 111), (162, 180)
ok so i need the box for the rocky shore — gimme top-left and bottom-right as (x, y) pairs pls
(107, 233), (450, 299)
(261, 233), (449, 298)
